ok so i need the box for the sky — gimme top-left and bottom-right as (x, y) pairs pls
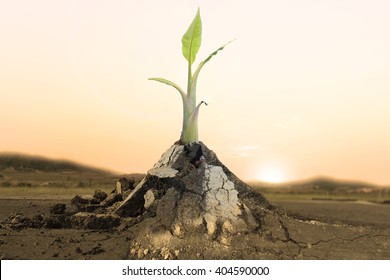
(1, 0), (390, 185)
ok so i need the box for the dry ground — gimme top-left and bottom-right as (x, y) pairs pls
(0, 197), (389, 259)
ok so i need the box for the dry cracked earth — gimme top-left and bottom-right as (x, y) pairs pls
(0, 198), (389, 259)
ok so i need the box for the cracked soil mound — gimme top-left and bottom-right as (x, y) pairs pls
(108, 143), (390, 259)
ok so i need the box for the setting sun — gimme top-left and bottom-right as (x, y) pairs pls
(257, 167), (286, 183)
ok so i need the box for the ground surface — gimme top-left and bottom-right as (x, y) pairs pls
(0, 198), (389, 259)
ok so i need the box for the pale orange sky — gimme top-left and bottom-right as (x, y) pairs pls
(1, 0), (390, 184)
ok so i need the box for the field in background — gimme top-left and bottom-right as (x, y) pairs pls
(1, 153), (389, 202)
(0, 170), (144, 199)
(0, 169), (115, 198)
(249, 178), (390, 203)
(1, 170), (390, 203)
(251, 186), (390, 203)
(258, 191), (390, 203)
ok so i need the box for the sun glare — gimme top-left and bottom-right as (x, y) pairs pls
(257, 167), (286, 183)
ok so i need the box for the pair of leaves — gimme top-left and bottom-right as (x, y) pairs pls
(148, 41), (231, 98)
(149, 9), (232, 97)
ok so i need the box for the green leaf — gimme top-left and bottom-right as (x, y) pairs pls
(181, 8), (202, 66)
(148, 77), (186, 99)
(191, 40), (234, 92)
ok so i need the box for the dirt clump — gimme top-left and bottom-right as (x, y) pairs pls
(71, 213), (120, 229)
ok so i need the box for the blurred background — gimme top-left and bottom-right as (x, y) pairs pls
(1, 0), (389, 185)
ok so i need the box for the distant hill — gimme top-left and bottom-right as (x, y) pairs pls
(0, 153), (111, 174)
(249, 176), (389, 195)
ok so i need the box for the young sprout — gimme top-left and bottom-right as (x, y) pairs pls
(149, 8), (232, 145)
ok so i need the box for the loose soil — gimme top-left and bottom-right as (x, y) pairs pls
(1, 198), (389, 259)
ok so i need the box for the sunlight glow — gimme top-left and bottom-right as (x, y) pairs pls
(257, 167), (286, 183)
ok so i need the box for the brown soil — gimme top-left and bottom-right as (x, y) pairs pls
(1, 198), (389, 259)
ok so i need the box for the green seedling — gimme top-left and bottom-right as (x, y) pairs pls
(149, 8), (232, 144)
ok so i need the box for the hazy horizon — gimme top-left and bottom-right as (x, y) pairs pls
(1, 150), (389, 188)
(1, 1), (390, 184)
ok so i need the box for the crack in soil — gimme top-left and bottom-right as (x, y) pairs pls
(310, 233), (390, 247)
(167, 146), (178, 165)
(277, 218), (306, 257)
